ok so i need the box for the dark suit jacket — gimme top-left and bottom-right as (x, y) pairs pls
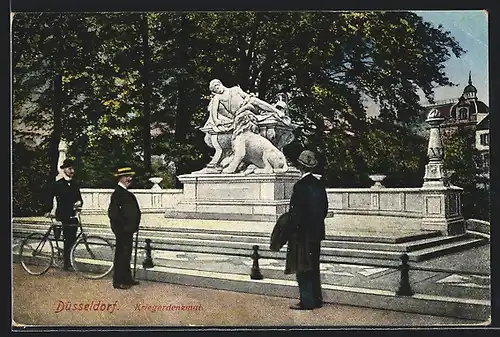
(47, 177), (83, 221)
(288, 173), (328, 242)
(108, 185), (141, 234)
(285, 173), (329, 274)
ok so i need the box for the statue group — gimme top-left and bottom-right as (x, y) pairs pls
(196, 79), (297, 175)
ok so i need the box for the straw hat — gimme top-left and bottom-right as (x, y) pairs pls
(114, 166), (136, 177)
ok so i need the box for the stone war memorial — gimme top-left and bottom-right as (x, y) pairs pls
(165, 78), (467, 236)
(165, 78), (302, 222)
(12, 11), (490, 327)
(13, 77), (490, 325)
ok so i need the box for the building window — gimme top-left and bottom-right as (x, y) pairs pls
(482, 153), (489, 169)
(458, 107), (468, 120)
(480, 133), (489, 146)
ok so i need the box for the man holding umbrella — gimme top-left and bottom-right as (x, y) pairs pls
(108, 166), (142, 290)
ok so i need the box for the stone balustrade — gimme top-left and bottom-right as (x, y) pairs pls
(80, 188), (183, 214)
(326, 186), (464, 234)
(80, 184), (463, 234)
(326, 187), (425, 218)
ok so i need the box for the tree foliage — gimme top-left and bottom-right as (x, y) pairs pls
(13, 11), (483, 217)
(443, 127), (489, 220)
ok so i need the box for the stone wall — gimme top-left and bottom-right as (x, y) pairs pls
(325, 186), (464, 234)
(80, 188), (183, 214)
(326, 188), (423, 218)
(80, 187), (461, 220)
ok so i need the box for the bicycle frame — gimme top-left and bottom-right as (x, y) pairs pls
(73, 212), (100, 260)
(39, 212), (85, 260)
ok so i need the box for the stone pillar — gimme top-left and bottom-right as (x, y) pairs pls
(423, 109), (447, 188)
(421, 109), (465, 235)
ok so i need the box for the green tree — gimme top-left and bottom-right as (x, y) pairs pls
(12, 142), (51, 216)
(12, 11), (466, 193)
(443, 127), (489, 220)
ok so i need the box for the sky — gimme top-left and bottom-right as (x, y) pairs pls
(365, 10), (488, 116)
(413, 10), (489, 105)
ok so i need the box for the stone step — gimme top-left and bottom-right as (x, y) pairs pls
(12, 252), (489, 322)
(130, 251), (491, 301)
(12, 222), (443, 248)
(134, 266), (492, 321)
(13, 250), (489, 321)
(11, 225), (450, 254)
(12, 244), (491, 303)
(12, 224), (487, 263)
(410, 238), (488, 261)
(322, 234), (465, 252)
(12, 220), (441, 243)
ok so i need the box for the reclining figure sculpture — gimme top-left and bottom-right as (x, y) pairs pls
(197, 79), (296, 175)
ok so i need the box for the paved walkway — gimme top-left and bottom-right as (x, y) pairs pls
(12, 216), (491, 323)
(129, 249), (491, 302)
(12, 264), (481, 327)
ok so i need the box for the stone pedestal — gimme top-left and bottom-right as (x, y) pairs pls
(421, 186), (465, 235)
(164, 168), (301, 222)
(421, 109), (465, 235)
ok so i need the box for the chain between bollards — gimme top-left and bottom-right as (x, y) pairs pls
(396, 253), (414, 296)
(142, 238), (154, 269)
(250, 245), (263, 280)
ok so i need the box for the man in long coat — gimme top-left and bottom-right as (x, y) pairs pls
(108, 166), (141, 289)
(285, 150), (329, 310)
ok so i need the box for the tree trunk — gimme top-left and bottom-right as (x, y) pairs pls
(174, 15), (190, 143)
(257, 55), (272, 99)
(238, 14), (260, 91)
(49, 73), (63, 179)
(141, 14), (152, 175)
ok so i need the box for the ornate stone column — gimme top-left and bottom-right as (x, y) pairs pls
(423, 109), (447, 188)
(421, 109), (465, 235)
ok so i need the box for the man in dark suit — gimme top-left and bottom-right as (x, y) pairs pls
(286, 150), (329, 310)
(108, 166), (142, 290)
(44, 158), (83, 271)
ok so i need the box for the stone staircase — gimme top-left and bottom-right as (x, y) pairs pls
(12, 220), (487, 265)
(12, 220), (490, 321)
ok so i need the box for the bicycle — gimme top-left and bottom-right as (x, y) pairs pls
(19, 210), (114, 279)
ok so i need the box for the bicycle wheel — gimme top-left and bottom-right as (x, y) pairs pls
(71, 234), (114, 279)
(20, 233), (54, 275)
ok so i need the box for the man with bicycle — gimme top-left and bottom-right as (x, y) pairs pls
(44, 158), (83, 272)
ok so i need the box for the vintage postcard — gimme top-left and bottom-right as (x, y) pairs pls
(11, 9), (491, 329)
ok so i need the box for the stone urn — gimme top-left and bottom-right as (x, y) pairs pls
(149, 177), (163, 190)
(369, 174), (386, 188)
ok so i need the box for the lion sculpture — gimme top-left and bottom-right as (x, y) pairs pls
(221, 111), (289, 174)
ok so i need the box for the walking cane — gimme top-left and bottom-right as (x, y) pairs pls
(132, 229), (139, 280)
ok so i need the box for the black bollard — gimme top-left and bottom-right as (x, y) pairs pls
(250, 245), (263, 280)
(142, 239), (154, 269)
(396, 253), (414, 296)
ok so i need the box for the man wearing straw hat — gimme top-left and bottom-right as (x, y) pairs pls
(285, 150), (329, 310)
(108, 166), (142, 290)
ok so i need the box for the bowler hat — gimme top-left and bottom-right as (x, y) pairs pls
(60, 158), (76, 169)
(297, 150), (318, 168)
(114, 166), (136, 177)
